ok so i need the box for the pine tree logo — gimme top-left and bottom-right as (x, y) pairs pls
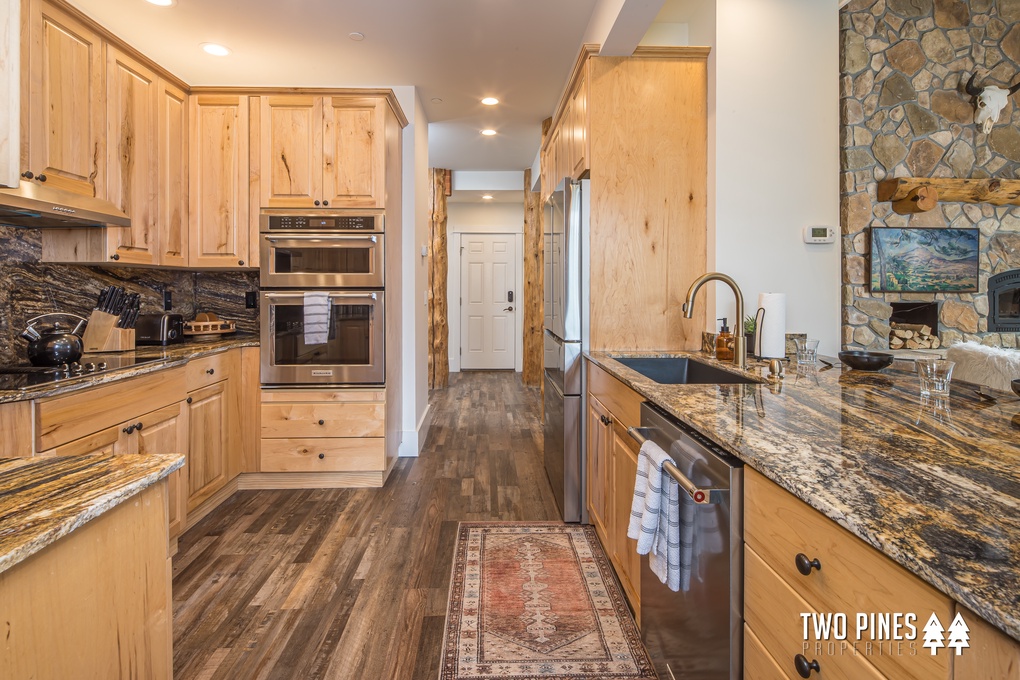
(947, 612), (970, 655)
(922, 613), (946, 655)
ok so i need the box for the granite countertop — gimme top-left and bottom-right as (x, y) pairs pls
(0, 453), (184, 574)
(587, 350), (1020, 642)
(0, 335), (259, 404)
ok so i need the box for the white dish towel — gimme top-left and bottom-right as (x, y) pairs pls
(627, 438), (696, 592)
(302, 292), (331, 345)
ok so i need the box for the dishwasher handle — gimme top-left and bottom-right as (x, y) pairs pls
(628, 427), (727, 505)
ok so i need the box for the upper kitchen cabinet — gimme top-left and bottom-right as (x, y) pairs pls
(157, 78), (188, 267)
(190, 93), (250, 268)
(1, 1), (19, 188)
(22, 0), (105, 199)
(259, 94), (388, 209)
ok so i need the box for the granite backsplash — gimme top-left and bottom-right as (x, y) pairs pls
(0, 225), (259, 366)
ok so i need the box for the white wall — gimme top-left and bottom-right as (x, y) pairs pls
(398, 88), (432, 457)
(667, 0), (840, 355)
(446, 202), (526, 373)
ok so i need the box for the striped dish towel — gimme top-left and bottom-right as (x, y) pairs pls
(302, 292), (331, 345)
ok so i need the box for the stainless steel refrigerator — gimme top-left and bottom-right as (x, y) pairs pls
(543, 178), (589, 523)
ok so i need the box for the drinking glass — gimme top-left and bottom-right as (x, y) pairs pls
(795, 338), (820, 365)
(915, 358), (955, 397)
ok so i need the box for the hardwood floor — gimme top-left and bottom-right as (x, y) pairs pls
(172, 371), (561, 679)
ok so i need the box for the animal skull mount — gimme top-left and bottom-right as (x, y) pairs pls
(965, 73), (1020, 134)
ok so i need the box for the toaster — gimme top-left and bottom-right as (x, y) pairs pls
(135, 313), (185, 345)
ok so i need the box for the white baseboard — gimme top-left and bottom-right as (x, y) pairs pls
(398, 403), (432, 457)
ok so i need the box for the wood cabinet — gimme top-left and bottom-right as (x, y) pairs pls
(259, 94), (386, 209)
(744, 467), (954, 680)
(190, 93), (250, 268)
(185, 351), (241, 511)
(541, 46), (709, 351)
(1, 0), (19, 188)
(134, 403), (188, 540)
(23, 0), (105, 198)
(955, 606), (1020, 679)
(157, 78), (188, 267)
(260, 389), (386, 474)
(586, 360), (643, 616)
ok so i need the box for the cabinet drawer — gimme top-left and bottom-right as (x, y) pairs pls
(186, 351), (232, 391)
(587, 361), (642, 428)
(36, 368), (186, 451)
(745, 546), (885, 680)
(260, 437), (385, 472)
(744, 468), (952, 680)
(744, 623), (794, 680)
(261, 401), (384, 438)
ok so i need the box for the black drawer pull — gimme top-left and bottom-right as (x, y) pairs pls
(186, 396), (193, 404)
(318, 453), (325, 460)
(238, 260), (245, 266)
(135, 422), (143, 431)
(21, 171), (33, 179)
(206, 368), (215, 375)
(123, 424), (135, 434)
(110, 254), (120, 260)
(37, 174), (46, 182)
(318, 419), (325, 425)
(794, 654), (821, 678)
(795, 553), (822, 576)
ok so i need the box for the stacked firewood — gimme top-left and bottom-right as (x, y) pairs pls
(889, 322), (941, 350)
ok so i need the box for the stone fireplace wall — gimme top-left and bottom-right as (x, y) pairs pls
(841, 0), (1020, 350)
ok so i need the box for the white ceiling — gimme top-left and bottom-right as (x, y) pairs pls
(67, 0), (613, 172)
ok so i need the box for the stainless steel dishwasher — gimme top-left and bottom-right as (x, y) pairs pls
(629, 402), (743, 680)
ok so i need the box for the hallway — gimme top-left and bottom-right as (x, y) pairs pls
(171, 371), (560, 679)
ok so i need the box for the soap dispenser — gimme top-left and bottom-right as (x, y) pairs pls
(715, 318), (734, 361)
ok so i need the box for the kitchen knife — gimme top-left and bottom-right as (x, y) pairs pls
(98, 286), (112, 313)
(109, 287), (125, 316)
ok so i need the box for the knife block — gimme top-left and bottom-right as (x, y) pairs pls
(82, 310), (135, 352)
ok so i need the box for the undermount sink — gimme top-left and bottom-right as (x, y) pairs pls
(613, 356), (758, 385)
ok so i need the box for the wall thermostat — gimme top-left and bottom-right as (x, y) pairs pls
(803, 225), (836, 244)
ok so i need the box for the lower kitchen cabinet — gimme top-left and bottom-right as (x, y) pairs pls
(586, 360), (643, 618)
(134, 403), (188, 539)
(185, 351), (241, 513)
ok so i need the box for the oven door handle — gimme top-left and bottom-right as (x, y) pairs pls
(264, 234), (378, 245)
(264, 292), (379, 301)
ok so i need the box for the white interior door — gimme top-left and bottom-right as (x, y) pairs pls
(461, 233), (517, 370)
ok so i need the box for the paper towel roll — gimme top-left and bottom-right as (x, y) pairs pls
(755, 293), (787, 359)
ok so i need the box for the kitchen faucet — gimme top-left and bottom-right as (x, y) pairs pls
(682, 272), (747, 371)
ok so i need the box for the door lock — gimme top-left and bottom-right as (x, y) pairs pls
(507, 290), (514, 303)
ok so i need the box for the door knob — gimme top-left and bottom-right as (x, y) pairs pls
(503, 306), (514, 312)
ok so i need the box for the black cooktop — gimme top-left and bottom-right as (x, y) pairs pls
(0, 355), (164, 391)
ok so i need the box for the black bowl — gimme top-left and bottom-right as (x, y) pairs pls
(1012, 379), (1020, 398)
(838, 350), (894, 371)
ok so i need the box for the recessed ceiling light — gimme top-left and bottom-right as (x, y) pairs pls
(146, 0), (175, 6)
(481, 129), (497, 136)
(201, 43), (231, 56)
(482, 195), (494, 200)
(349, 32), (365, 41)
(481, 97), (499, 106)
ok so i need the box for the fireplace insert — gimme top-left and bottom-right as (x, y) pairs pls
(988, 270), (1020, 333)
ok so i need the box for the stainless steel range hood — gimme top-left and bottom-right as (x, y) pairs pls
(0, 180), (130, 228)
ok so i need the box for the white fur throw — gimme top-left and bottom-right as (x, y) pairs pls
(944, 341), (1020, 392)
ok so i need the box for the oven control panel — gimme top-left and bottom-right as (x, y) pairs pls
(264, 214), (383, 232)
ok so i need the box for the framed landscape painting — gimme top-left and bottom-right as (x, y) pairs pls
(870, 227), (979, 293)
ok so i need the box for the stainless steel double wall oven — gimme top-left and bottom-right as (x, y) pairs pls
(259, 209), (385, 386)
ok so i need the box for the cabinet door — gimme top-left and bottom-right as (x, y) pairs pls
(0, 1), (18, 188)
(587, 396), (611, 550)
(38, 425), (122, 457)
(157, 79), (188, 267)
(25, 0), (105, 198)
(189, 94), (250, 268)
(185, 381), (229, 511)
(610, 423), (641, 612)
(134, 402), (188, 540)
(570, 70), (588, 178)
(105, 46), (159, 266)
(259, 95), (322, 208)
(322, 96), (385, 208)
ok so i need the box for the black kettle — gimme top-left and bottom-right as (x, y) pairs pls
(21, 313), (88, 367)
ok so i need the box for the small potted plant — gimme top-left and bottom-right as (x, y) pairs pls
(743, 315), (756, 358)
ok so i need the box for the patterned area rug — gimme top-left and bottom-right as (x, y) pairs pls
(440, 522), (655, 679)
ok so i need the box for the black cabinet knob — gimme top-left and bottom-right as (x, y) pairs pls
(794, 654), (821, 678)
(318, 453), (325, 460)
(135, 422), (143, 431)
(37, 174), (46, 182)
(318, 419), (325, 425)
(123, 424), (135, 434)
(186, 396), (193, 404)
(110, 254), (120, 261)
(21, 171), (33, 179)
(322, 200), (329, 206)
(314, 200), (320, 206)
(206, 368), (215, 375)
(238, 260), (245, 266)
(795, 553), (822, 576)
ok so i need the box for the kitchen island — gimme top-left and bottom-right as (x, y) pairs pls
(587, 350), (1020, 648)
(0, 453), (183, 679)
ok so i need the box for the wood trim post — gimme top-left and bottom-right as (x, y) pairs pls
(522, 168), (544, 386)
(428, 168), (450, 389)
